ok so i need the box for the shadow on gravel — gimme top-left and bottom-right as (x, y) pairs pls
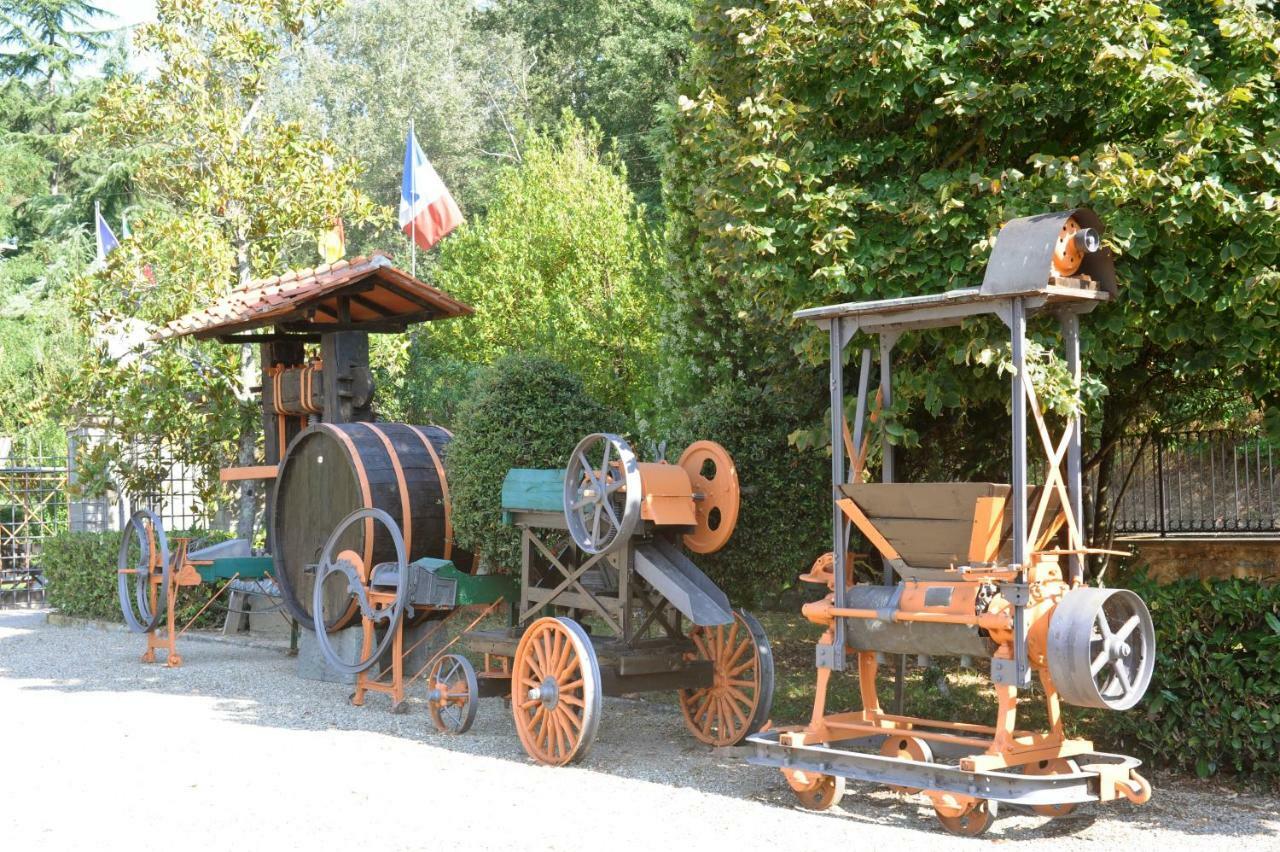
(4, 609), (1278, 844)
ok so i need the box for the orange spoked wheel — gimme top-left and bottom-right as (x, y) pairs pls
(511, 617), (601, 766)
(931, 794), (998, 837)
(1023, 757), (1081, 817)
(679, 609), (774, 747)
(426, 653), (478, 735)
(879, 734), (933, 795)
(785, 770), (846, 811)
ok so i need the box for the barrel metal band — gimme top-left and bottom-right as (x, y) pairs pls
(357, 422), (413, 559)
(407, 425), (453, 560)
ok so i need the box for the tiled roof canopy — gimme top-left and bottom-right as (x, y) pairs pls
(155, 252), (473, 341)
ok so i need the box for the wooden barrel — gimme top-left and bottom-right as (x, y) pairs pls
(272, 422), (475, 629)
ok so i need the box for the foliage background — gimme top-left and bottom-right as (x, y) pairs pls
(446, 355), (625, 572)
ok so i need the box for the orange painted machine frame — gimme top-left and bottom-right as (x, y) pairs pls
(123, 537), (237, 668)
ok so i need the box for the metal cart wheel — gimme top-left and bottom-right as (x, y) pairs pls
(427, 653), (479, 735)
(117, 510), (170, 634)
(789, 772), (845, 811)
(563, 433), (641, 556)
(934, 798), (997, 837)
(1024, 757), (1080, 817)
(512, 617), (602, 766)
(879, 734), (933, 795)
(679, 609), (774, 746)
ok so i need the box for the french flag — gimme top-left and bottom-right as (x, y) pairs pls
(399, 126), (463, 252)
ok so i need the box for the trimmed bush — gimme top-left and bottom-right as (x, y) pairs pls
(1097, 572), (1280, 780)
(448, 355), (626, 572)
(672, 383), (829, 607)
(43, 528), (231, 629)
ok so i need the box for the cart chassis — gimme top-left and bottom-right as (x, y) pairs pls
(746, 730), (1144, 808)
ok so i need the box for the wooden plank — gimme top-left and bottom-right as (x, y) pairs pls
(219, 465), (279, 482)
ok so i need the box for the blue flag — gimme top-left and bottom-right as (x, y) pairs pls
(95, 202), (119, 262)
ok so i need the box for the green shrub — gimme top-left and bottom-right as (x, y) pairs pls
(672, 383), (829, 607)
(43, 528), (232, 629)
(1096, 572), (1280, 780)
(448, 355), (626, 572)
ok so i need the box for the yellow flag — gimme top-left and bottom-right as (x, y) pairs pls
(318, 218), (346, 264)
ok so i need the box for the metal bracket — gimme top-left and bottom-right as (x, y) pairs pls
(816, 642), (839, 670)
(990, 656), (1031, 687)
(998, 582), (1030, 606)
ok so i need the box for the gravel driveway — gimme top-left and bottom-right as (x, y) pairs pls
(2, 608), (1276, 851)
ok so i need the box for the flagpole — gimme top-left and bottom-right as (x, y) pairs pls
(410, 118), (417, 280)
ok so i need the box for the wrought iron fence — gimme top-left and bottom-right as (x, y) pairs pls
(0, 441), (67, 606)
(1110, 429), (1279, 534)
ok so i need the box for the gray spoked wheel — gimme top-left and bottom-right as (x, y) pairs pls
(427, 653), (479, 734)
(117, 510), (170, 634)
(312, 507), (412, 677)
(563, 433), (641, 556)
(1048, 588), (1155, 710)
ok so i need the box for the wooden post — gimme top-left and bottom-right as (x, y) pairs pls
(320, 331), (374, 424)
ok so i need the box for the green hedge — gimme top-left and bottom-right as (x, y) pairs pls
(43, 528), (230, 629)
(448, 355), (625, 572)
(672, 383), (829, 608)
(1096, 572), (1280, 780)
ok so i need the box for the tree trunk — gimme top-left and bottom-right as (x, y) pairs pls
(233, 233), (258, 541)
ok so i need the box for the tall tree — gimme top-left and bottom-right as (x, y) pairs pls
(69, 0), (376, 537)
(399, 115), (662, 420)
(666, 0), (1280, 562)
(484, 0), (692, 208)
(269, 0), (532, 252)
(0, 0), (112, 195)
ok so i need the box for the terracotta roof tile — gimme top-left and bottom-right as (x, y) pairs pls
(154, 254), (473, 341)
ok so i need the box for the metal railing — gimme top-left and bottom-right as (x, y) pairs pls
(0, 442), (67, 606)
(1110, 429), (1279, 534)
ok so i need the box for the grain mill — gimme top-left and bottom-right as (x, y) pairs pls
(745, 210), (1156, 836)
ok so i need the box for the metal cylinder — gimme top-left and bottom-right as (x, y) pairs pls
(841, 585), (997, 659)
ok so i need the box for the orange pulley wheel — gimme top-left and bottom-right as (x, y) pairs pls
(677, 440), (740, 554)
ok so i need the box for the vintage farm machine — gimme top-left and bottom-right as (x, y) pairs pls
(122, 253), (479, 667)
(473, 433), (773, 764)
(311, 432), (775, 762)
(116, 509), (274, 666)
(745, 211), (1156, 836)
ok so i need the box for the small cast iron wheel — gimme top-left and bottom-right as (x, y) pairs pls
(935, 799), (997, 837)
(878, 734), (934, 795)
(311, 507), (412, 677)
(677, 440), (740, 554)
(791, 772), (845, 811)
(679, 609), (774, 746)
(1024, 757), (1081, 817)
(427, 653), (479, 735)
(1047, 587), (1155, 710)
(563, 433), (641, 556)
(512, 617), (602, 766)
(117, 510), (171, 634)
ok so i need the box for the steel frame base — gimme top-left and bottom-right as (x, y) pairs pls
(745, 729), (1146, 809)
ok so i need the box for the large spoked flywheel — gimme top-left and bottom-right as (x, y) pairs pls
(311, 507), (414, 677)
(117, 509), (170, 634)
(1047, 587), (1155, 710)
(563, 433), (641, 556)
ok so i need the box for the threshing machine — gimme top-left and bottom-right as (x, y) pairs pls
(745, 210), (1156, 836)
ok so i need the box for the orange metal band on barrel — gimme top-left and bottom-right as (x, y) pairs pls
(358, 422), (412, 558)
(317, 423), (374, 571)
(408, 425), (453, 560)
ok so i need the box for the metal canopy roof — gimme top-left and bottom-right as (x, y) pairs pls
(793, 277), (1109, 334)
(155, 252), (473, 341)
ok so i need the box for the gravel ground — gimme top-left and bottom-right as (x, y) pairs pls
(2, 607), (1277, 851)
